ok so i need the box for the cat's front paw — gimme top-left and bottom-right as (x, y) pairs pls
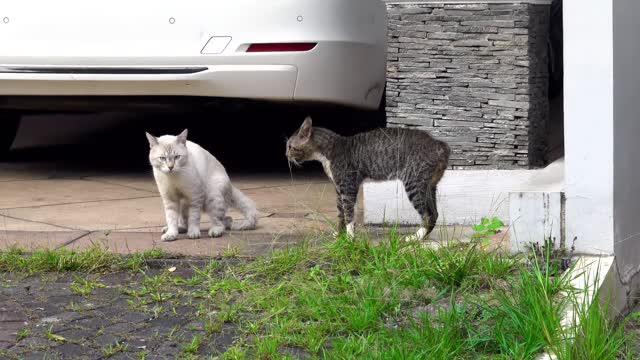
(187, 227), (201, 239)
(161, 231), (179, 242)
(208, 225), (225, 238)
(162, 226), (187, 234)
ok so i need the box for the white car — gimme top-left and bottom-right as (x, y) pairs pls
(0, 0), (388, 155)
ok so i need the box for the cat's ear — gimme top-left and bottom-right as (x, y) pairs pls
(145, 132), (158, 148)
(299, 117), (313, 140)
(176, 129), (188, 145)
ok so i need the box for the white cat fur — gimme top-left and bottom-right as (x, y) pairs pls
(146, 129), (258, 241)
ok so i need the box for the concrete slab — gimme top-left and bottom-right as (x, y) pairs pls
(0, 163), (59, 182)
(0, 231), (88, 251)
(231, 175), (331, 190)
(82, 175), (158, 194)
(0, 212), (72, 232)
(66, 217), (330, 257)
(82, 173), (330, 194)
(0, 163), (105, 182)
(243, 183), (338, 217)
(3, 197), (161, 231)
(0, 180), (153, 210)
(4, 196), (275, 232)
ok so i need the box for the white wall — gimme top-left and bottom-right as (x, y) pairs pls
(364, 170), (538, 226)
(563, 0), (614, 254)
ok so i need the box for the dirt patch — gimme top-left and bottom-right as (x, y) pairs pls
(0, 269), (237, 359)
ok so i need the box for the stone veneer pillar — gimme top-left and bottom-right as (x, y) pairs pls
(385, 0), (551, 169)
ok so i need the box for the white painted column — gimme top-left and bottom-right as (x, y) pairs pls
(563, 0), (614, 254)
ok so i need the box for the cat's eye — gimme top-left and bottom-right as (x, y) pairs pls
(174, 155), (181, 160)
(159, 156), (166, 161)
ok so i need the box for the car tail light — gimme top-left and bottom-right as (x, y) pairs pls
(246, 43), (317, 52)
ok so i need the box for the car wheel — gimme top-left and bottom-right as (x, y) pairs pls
(0, 113), (20, 158)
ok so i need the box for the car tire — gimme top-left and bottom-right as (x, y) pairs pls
(0, 113), (20, 158)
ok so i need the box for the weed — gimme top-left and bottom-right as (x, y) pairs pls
(125, 249), (167, 272)
(254, 336), (280, 358)
(151, 305), (165, 319)
(45, 327), (65, 343)
(66, 301), (84, 312)
(223, 246), (240, 258)
(204, 317), (224, 334)
(471, 216), (505, 246)
(183, 335), (202, 355)
(70, 275), (106, 296)
(167, 325), (180, 339)
(102, 341), (128, 357)
(16, 328), (28, 341)
(423, 243), (482, 289)
(527, 236), (576, 274)
(222, 343), (247, 360)
(142, 273), (174, 303)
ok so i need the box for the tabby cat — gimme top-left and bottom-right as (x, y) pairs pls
(286, 117), (450, 240)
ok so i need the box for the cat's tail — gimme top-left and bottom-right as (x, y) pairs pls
(229, 186), (258, 230)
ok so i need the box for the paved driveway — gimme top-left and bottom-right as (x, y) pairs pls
(0, 111), (492, 258)
(0, 163), (361, 257)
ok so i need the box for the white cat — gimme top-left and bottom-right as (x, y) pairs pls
(146, 129), (258, 241)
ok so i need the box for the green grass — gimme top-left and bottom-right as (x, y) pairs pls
(0, 245), (166, 274)
(70, 275), (106, 296)
(44, 326), (65, 343)
(102, 340), (128, 357)
(550, 263), (633, 360)
(1, 226), (635, 359)
(478, 252), (571, 359)
(16, 328), (29, 341)
(187, 231), (553, 358)
(183, 335), (202, 355)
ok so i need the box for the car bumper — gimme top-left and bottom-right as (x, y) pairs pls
(0, 64), (299, 101)
(0, 43), (384, 109)
(0, 0), (387, 110)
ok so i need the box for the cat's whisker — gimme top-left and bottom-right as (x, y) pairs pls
(287, 157), (301, 168)
(287, 159), (296, 186)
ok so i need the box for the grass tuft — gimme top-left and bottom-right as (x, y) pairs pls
(0, 246), (166, 274)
